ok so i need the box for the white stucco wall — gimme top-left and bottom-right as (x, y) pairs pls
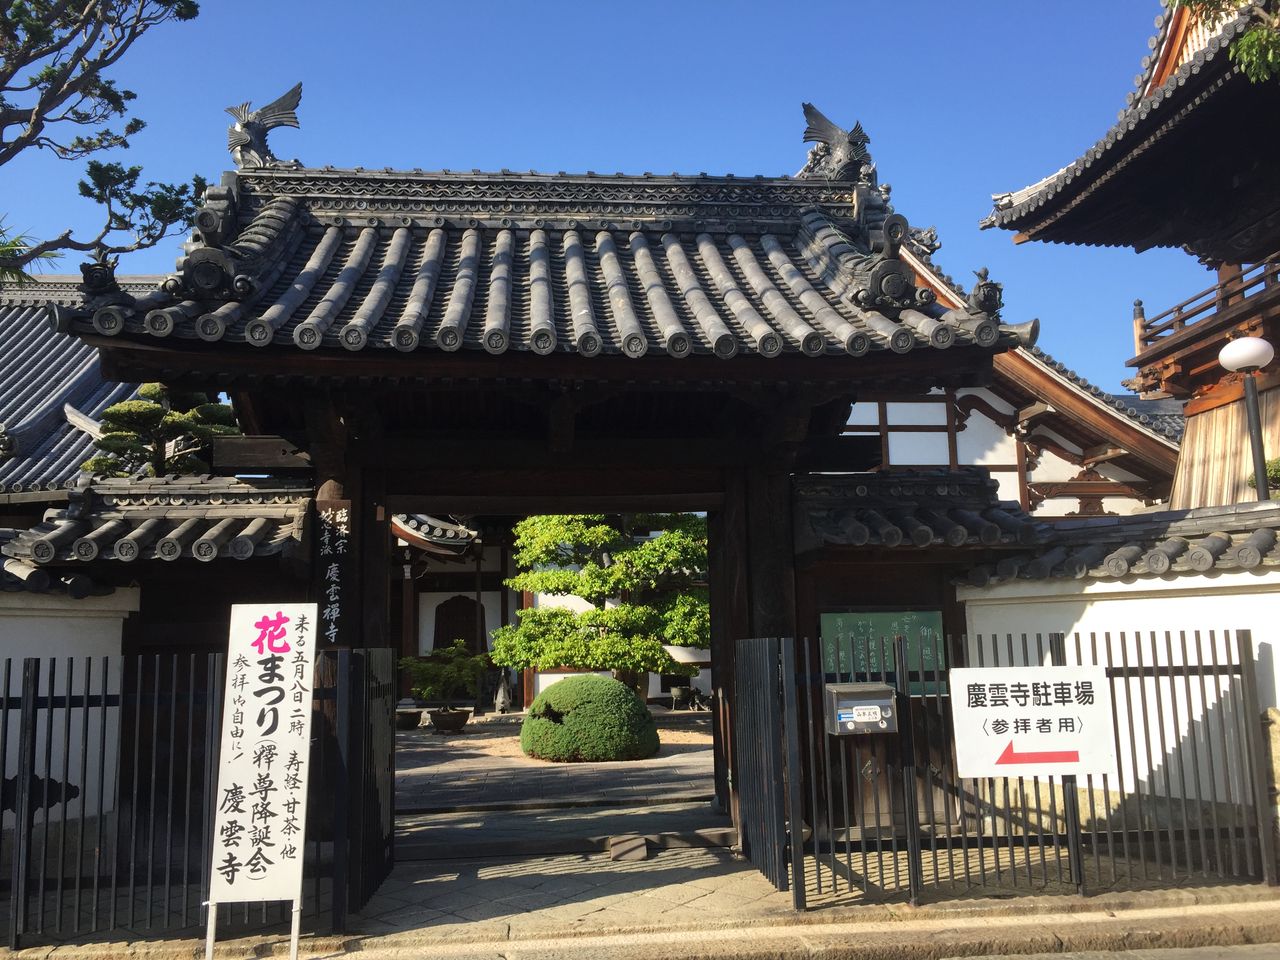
(0, 589), (138, 824)
(958, 572), (1280, 805)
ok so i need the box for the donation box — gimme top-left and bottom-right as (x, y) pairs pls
(824, 682), (899, 735)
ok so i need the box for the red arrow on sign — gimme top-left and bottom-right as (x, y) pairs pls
(995, 740), (1080, 766)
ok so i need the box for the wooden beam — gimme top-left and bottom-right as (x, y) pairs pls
(1016, 400), (1053, 428)
(211, 435), (313, 472)
(1082, 444), (1127, 467)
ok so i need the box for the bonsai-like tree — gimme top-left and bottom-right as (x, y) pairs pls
(82, 382), (238, 477)
(489, 514), (708, 690)
(0, 1), (206, 283)
(400, 640), (490, 711)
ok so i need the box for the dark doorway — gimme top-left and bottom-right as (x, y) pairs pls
(434, 594), (486, 655)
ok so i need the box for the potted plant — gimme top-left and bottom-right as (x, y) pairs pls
(400, 639), (490, 733)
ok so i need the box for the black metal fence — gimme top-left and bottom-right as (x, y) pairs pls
(737, 630), (1278, 909)
(0, 647), (396, 948)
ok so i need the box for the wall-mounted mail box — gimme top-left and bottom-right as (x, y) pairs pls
(824, 682), (899, 735)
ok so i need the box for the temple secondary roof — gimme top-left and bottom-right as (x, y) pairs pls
(980, 7), (1270, 262)
(58, 102), (1033, 367)
(0, 296), (140, 495)
(794, 468), (1048, 552)
(963, 500), (1280, 587)
(1, 475), (308, 572)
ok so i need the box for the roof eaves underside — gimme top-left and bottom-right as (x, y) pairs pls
(982, 15), (1248, 237)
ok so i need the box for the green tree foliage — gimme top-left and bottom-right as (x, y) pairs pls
(520, 674), (660, 762)
(0, 1), (205, 282)
(1174, 1), (1280, 82)
(490, 514), (708, 681)
(399, 640), (490, 709)
(82, 382), (237, 477)
(1246, 456), (1280, 489)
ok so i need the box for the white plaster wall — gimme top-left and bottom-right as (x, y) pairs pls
(0, 589), (138, 824)
(956, 411), (1017, 467)
(534, 670), (610, 697)
(418, 590), (504, 653)
(885, 402), (948, 426)
(958, 572), (1280, 804)
(887, 432), (949, 466)
(1027, 445), (1080, 483)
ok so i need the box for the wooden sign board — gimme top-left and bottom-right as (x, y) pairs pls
(206, 602), (317, 960)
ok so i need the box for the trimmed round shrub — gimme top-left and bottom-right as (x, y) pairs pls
(520, 674), (660, 762)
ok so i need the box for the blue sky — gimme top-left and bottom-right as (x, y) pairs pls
(5, 0), (1206, 393)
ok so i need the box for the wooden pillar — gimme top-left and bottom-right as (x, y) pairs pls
(745, 461), (796, 638)
(360, 466), (390, 649)
(709, 468), (750, 820)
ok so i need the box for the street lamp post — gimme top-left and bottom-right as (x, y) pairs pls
(1219, 336), (1275, 502)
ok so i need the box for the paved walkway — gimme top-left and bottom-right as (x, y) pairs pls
(395, 713), (715, 812)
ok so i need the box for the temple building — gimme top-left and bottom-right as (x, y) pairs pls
(985, 2), (1280, 509)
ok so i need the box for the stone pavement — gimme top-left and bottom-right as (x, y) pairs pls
(395, 712), (715, 812)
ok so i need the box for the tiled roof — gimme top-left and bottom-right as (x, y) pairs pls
(65, 164), (1031, 362)
(981, 12), (1248, 233)
(392, 513), (478, 556)
(795, 468), (1048, 551)
(964, 500), (1280, 586)
(1021, 346), (1184, 442)
(0, 298), (139, 494)
(1, 475), (308, 568)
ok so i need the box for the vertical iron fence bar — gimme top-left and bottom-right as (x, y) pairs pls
(75, 659), (91, 933)
(0, 660), (9, 921)
(0, 659), (11, 915)
(1147, 632), (1178, 878)
(1234, 630), (1276, 885)
(821, 654), (841, 891)
(862, 632), (886, 888)
(126, 655), (142, 928)
(56, 658), (73, 933)
(1133, 633), (1166, 880)
(1179, 632), (1210, 879)
(145, 653), (161, 928)
(1205, 631), (1240, 877)
(895, 635), (922, 906)
(781, 638), (807, 909)
(974, 635), (994, 887)
(181, 655), (195, 927)
(164, 656), (178, 926)
(11, 659), (41, 949)
(110, 657), (127, 932)
(37, 659), (56, 935)
(93, 657), (109, 933)
(1023, 634), (1049, 886)
(1093, 633), (1119, 885)
(1009, 634), (1032, 888)
(1050, 634), (1085, 896)
(1075, 633), (1102, 885)
(1163, 631), (1195, 877)
(1116, 632), (1148, 879)
(800, 638), (823, 897)
(1103, 633), (1130, 882)
(937, 636), (963, 889)
(1194, 632), (1225, 879)
(199, 653), (222, 929)
(843, 631), (863, 894)
(1222, 631), (1254, 878)
(880, 635), (901, 894)
(1038, 636), (1065, 887)
(915, 636), (939, 888)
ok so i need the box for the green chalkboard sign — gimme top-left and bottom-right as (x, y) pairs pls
(819, 610), (947, 696)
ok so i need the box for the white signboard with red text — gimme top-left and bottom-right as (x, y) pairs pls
(208, 603), (317, 905)
(950, 666), (1116, 779)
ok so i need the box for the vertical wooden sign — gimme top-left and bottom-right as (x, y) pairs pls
(315, 500), (354, 647)
(206, 602), (317, 960)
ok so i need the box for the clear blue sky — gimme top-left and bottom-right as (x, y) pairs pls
(6, 0), (1206, 393)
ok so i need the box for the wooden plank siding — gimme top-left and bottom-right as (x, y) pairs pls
(1171, 385), (1280, 508)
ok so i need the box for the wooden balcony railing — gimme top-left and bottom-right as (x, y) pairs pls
(1133, 254), (1280, 357)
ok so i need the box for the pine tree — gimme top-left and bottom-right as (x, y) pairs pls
(82, 382), (238, 477)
